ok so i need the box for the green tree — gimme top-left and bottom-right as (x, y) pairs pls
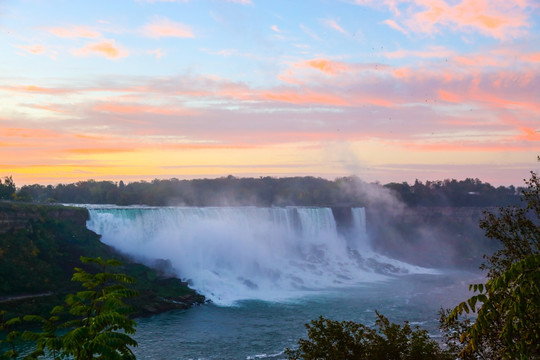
(0, 176), (16, 201)
(0, 311), (22, 359)
(1, 257), (138, 360)
(285, 312), (452, 360)
(446, 171), (540, 359)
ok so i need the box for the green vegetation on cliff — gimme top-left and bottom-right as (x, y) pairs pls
(0, 202), (204, 319)
(2, 257), (139, 359)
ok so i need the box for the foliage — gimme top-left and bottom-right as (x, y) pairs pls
(479, 171), (540, 278)
(285, 312), (452, 360)
(448, 255), (539, 359)
(0, 311), (22, 359)
(0, 177), (16, 201)
(438, 308), (497, 360)
(1, 257), (138, 360)
(445, 171), (540, 359)
(12, 176), (520, 207)
(384, 178), (520, 207)
(0, 202), (202, 318)
(0, 204), (109, 296)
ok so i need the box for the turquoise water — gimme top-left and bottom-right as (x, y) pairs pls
(132, 272), (480, 360)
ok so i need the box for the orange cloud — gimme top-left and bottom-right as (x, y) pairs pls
(17, 44), (46, 55)
(143, 16), (195, 38)
(402, 141), (524, 152)
(46, 26), (101, 39)
(0, 126), (62, 139)
(516, 127), (540, 141)
(453, 54), (508, 68)
(93, 103), (195, 116)
(263, 90), (349, 106)
(522, 52), (540, 63)
(73, 39), (128, 59)
(163, 143), (257, 150)
(470, 89), (540, 113)
(0, 85), (71, 94)
(409, 0), (530, 39)
(438, 90), (462, 103)
(358, 0), (533, 39)
(67, 147), (136, 154)
(303, 59), (349, 75)
(33, 104), (68, 113)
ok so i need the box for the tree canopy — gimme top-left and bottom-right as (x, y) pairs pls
(446, 171), (540, 359)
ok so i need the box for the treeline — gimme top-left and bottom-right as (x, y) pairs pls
(384, 178), (521, 207)
(6, 175), (522, 207)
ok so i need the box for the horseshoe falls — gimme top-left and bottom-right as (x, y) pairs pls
(86, 206), (434, 306)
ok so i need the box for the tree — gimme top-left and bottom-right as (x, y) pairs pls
(446, 171), (540, 359)
(285, 312), (452, 360)
(1, 257), (138, 360)
(0, 311), (22, 359)
(0, 176), (16, 201)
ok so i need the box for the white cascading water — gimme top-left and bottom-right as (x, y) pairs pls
(86, 206), (433, 305)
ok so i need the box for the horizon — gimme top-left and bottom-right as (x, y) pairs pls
(1, 0), (539, 187)
(8, 173), (529, 189)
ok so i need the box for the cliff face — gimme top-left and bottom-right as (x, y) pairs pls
(0, 202), (88, 233)
(366, 206), (498, 269)
(0, 202), (204, 318)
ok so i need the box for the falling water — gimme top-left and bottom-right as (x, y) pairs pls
(86, 206), (433, 305)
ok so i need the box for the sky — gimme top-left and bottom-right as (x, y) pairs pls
(1, 0), (539, 187)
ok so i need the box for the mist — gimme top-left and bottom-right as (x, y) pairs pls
(86, 206), (436, 306)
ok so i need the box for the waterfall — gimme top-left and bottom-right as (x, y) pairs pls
(86, 206), (433, 305)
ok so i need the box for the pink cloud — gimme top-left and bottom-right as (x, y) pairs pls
(402, 141), (527, 152)
(385, 46), (454, 59)
(1, 85), (72, 94)
(322, 19), (348, 35)
(226, 0), (252, 4)
(382, 19), (408, 35)
(516, 127), (540, 141)
(356, 0), (534, 39)
(73, 39), (128, 59)
(142, 16), (195, 38)
(93, 103), (195, 116)
(522, 52), (540, 63)
(46, 26), (101, 39)
(32, 104), (68, 113)
(438, 90), (462, 103)
(263, 90), (349, 106)
(17, 44), (46, 55)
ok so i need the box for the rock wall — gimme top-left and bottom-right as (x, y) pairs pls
(0, 202), (88, 234)
(366, 206), (499, 269)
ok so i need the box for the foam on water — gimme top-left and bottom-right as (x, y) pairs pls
(85, 206), (435, 305)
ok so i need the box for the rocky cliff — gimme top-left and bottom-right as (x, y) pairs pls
(367, 205), (499, 269)
(0, 202), (88, 233)
(0, 202), (204, 318)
